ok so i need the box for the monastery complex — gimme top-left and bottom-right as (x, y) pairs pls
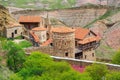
(0, 11), (101, 61)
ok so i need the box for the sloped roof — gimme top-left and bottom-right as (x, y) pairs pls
(19, 16), (42, 23)
(41, 39), (52, 46)
(52, 26), (75, 33)
(32, 27), (46, 31)
(30, 31), (40, 43)
(78, 36), (101, 44)
(75, 27), (90, 40)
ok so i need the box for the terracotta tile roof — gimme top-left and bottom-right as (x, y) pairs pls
(41, 39), (52, 46)
(78, 36), (101, 44)
(19, 16), (42, 23)
(52, 27), (75, 33)
(32, 27), (47, 31)
(30, 31), (40, 43)
(75, 27), (90, 40)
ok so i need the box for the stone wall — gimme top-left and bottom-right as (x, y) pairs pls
(25, 46), (54, 55)
(33, 30), (47, 43)
(6, 26), (23, 38)
(12, 8), (107, 27)
(82, 49), (96, 61)
(52, 56), (120, 71)
(25, 47), (120, 71)
(52, 32), (75, 58)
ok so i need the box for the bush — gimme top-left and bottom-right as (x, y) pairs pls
(85, 63), (108, 80)
(106, 72), (120, 80)
(112, 50), (120, 65)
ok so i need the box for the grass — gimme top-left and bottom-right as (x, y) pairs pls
(0, 0), (76, 9)
(95, 44), (115, 60)
(18, 40), (32, 48)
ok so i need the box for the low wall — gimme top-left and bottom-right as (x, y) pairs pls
(52, 56), (120, 71)
(25, 47), (120, 71)
(25, 46), (54, 55)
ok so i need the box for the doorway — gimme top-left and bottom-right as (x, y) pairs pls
(12, 32), (14, 38)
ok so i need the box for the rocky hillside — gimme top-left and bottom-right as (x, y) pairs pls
(90, 10), (120, 59)
(12, 8), (107, 27)
(5, 4), (120, 60)
(0, 5), (17, 28)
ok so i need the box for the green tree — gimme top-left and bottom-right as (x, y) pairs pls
(7, 41), (26, 72)
(10, 74), (22, 80)
(106, 71), (120, 80)
(11, 51), (92, 80)
(85, 63), (108, 80)
(112, 50), (120, 64)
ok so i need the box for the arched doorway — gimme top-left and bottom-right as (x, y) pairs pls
(11, 32), (14, 38)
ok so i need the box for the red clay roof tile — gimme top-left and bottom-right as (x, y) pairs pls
(32, 27), (47, 31)
(52, 27), (75, 33)
(19, 16), (42, 23)
(41, 39), (52, 46)
(78, 36), (101, 44)
(30, 31), (40, 43)
(75, 27), (90, 40)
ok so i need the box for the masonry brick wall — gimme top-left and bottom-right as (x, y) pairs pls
(6, 26), (23, 38)
(52, 32), (75, 58)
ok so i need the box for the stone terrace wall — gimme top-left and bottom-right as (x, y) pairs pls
(12, 8), (107, 27)
(25, 46), (54, 55)
(52, 56), (120, 71)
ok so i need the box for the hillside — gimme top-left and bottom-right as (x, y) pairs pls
(0, 5), (17, 27)
(0, 0), (76, 9)
(90, 10), (120, 60)
(12, 8), (107, 27)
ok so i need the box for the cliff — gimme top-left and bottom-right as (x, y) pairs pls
(11, 8), (107, 27)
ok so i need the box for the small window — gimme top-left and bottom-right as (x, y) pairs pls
(65, 52), (68, 57)
(85, 55), (87, 59)
(92, 53), (94, 57)
(15, 30), (17, 34)
(50, 43), (53, 46)
(89, 33), (90, 35)
(65, 42), (67, 45)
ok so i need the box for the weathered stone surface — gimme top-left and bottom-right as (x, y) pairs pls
(12, 8), (107, 27)
(52, 32), (75, 58)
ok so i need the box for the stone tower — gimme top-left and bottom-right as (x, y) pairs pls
(52, 27), (75, 58)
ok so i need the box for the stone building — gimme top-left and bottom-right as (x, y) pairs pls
(0, 22), (23, 38)
(75, 27), (100, 61)
(30, 27), (47, 44)
(52, 27), (75, 58)
(28, 26), (100, 61)
(19, 16), (45, 30)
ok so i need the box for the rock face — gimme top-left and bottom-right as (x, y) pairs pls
(91, 11), (120, 50)
(104, 22), (120, 49)
(90, 11), (120, 59)
(0, 5), (16, 25)
(0, 5), (23, 38)
(11, 8), (107, 27)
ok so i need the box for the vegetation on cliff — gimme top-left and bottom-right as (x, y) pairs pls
(0, 0), (76, 9)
